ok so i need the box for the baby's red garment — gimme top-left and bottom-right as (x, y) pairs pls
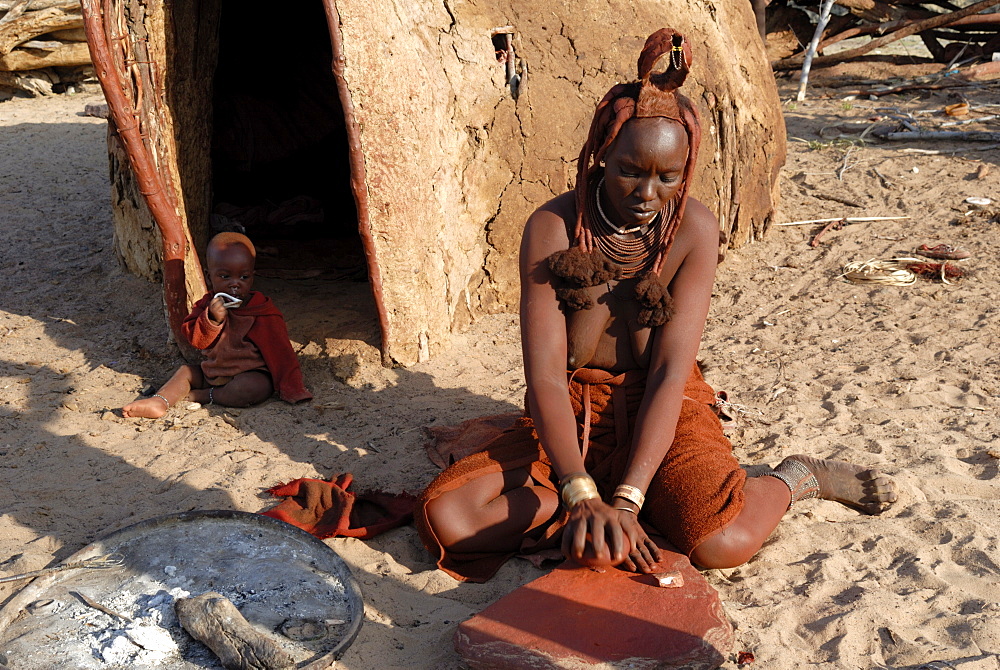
(262, 474), (417, 540)
(182, 291), (312, 403)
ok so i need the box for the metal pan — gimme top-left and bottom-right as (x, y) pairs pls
(0, 510), (363, 669)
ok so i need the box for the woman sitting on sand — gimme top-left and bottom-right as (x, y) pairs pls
(414, 28), (897, 582)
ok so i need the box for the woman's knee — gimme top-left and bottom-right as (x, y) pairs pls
(423, 493), (473, 550)
(690, 526), (760, 569)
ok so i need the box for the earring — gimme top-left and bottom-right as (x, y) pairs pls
(671, 40), (685, 70)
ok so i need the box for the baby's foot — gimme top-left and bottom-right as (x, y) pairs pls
(122, 396), (169, 419)
(782, 454), (897, 515)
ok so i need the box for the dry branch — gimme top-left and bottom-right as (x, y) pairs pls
(0, 0), (28, 25)
(47, 26), (85, 41)
(817, 11), (1000, 53)
(0, 40), (89, 69)
(0, 66), (53, 94)
(175, 592), (295, 670)
(878, 129), (1000, 141)
(0, 6), (82, 55)
(0, 0), (76, 10)
(773, 0), (1000, 70)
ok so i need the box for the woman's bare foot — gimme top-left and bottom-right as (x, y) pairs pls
(122, 396), (169, 419)
(782, 454), (897, 515)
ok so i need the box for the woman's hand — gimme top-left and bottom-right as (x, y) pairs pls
(615, 509), (663, 573)
(561, 498), (628, 568)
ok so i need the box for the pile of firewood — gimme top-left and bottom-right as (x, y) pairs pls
(769, 0), (1000, 70)
(0, 0), (94, 97)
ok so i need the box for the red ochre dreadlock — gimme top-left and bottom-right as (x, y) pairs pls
(548, 28), (702, 328)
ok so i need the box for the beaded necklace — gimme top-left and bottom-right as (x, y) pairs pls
(588, 176), (673, 278)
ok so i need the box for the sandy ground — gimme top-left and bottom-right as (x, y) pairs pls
(0, 73), (999, 669)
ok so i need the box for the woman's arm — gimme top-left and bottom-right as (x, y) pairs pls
(519, 196), (584, 479)
(520, 195), (629, 566)
(620, 199), (720, 498)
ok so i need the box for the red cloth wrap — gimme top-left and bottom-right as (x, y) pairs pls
(414, 363), (746, 582)
(262, 474), (417, 540)
(182, 291), (312, 403)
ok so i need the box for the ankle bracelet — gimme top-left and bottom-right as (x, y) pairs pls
(770, 459), (820, 509)
(152, 394), (169, 408)
(207, 388), (214, 406)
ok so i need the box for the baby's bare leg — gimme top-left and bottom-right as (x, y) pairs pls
(122, 365), (204, 418)
(193, 370), (273, 408)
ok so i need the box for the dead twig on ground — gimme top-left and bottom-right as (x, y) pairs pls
(941, 114), (998, 127)
(816, 192), (865, 207)
(810, 218), (848, 246)
(71, 590), (133, 622)
(902, 144), (1000, 154)
(878, 129), (1000, 141)
(778, 216), (910, 226)
(872, 168), (894, 188)
(837, 146), (858, 180)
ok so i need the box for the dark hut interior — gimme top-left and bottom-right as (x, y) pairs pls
(210, 1), (365, 284)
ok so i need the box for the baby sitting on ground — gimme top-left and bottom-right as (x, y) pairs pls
(122, 232), (311, 418)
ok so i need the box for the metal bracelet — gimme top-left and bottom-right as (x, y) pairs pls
(560, 474), (600, 509)
(613, 484), (645, 510)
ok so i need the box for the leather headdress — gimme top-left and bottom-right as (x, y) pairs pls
(571, 28), (701, 277)
(548, 28), (702, 328)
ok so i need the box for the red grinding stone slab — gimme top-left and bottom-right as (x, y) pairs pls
(455, 544), (732, 670)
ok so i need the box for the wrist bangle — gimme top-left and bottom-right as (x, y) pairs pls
(560, 474), (600, 509)
(614, 506), (638, 515)
(613, 484), (645, 510)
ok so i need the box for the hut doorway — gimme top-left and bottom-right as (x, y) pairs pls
(209, 0), (375, 348)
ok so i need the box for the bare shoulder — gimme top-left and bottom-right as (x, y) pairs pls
(521, 192), (575, 263)
(677, 197), (720, 246)
(662, 196), (719, 280)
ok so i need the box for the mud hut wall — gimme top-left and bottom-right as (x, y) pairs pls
(336, 0), (515, 364)
(675, 0), (786, 249)
(478, 0), (786, 278)
(335, 0), (785, 365)
(162, 0), (220, 262)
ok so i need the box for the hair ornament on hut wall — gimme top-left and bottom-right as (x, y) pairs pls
(547, 28), (699, 328)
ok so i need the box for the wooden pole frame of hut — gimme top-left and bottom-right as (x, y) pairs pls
(81, 0), (201, 357)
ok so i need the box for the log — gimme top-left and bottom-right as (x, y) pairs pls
(0, 0), (76, 9)
(0, 0), (28, 25)
(175, 592), (295, 670)
(20, 38), (59, 48)
(815, 12), (1000, 59)
(773, 0), (1000, 70)
(0, 40), (89, 69)
(878, 129), (1000, 141)
(47, 26), (85, 40)
(0, 66), (53, 93)
(0, 6), (82, 55)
